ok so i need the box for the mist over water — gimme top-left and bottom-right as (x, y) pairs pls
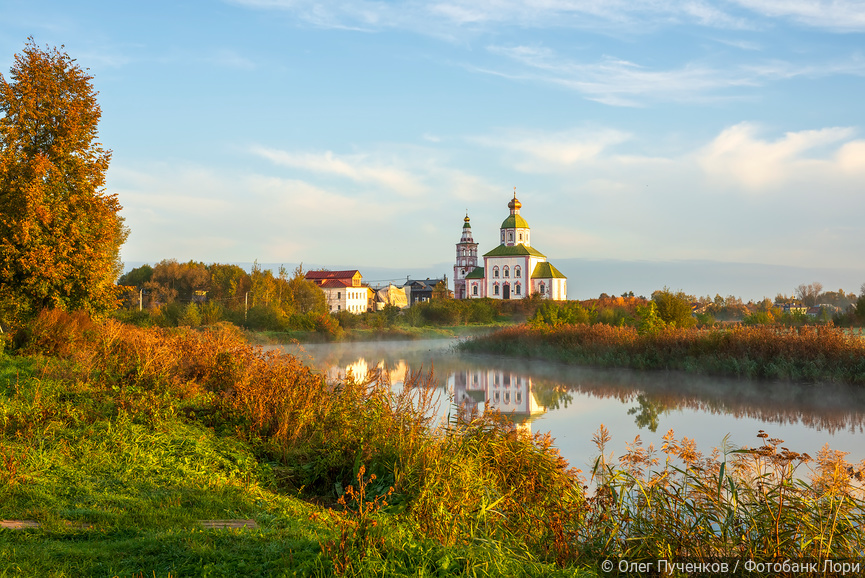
(281, 339), (865, 471)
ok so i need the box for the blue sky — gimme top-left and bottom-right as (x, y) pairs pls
(2, 1), (864, 299)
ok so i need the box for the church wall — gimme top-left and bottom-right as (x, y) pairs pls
(484, 255), (531, 299)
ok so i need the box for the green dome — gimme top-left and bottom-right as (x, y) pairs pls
(501, 214), (529, 229)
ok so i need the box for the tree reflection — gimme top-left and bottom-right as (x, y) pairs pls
(534, 382), (573, 410)
(627, 394), (668, 432)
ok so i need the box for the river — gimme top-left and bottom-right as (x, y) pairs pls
(281, 338), (865, 472)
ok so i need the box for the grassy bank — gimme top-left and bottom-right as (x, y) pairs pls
(251, 323), (504, 344)
(0, 311), (584, 576)
(458, 323), (865, 383)
(3, 312), (865, 576)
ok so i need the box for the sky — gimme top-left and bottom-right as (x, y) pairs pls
(2, 0), (864, 300)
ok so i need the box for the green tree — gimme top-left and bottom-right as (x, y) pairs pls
(635, 301), (665, 335)
(652, 288), (696, 328)
(433, 280), (450, 300)
(287, 265), (326, 315)
(118, 264), (153, 288)
(0, 39), (127, 326)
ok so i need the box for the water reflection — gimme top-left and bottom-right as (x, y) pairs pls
(281, 339), (865, 468)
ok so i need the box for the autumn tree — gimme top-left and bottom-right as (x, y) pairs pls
(0, 39), (126, 326)
(651, 288), (696, 328)
(287, 265), (326, 315)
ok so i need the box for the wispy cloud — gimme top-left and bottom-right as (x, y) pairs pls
(730, 0), (865, 32)
(226, 0), (865, 34)
(472, 127), (633, 170)
(226, 0), (755, 33)
(485, 45), (764, 106)
(484, 44), (865, 106)
(251, 147), (428, 197)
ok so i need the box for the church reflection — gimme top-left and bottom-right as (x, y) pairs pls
(451, 369), (549, 434)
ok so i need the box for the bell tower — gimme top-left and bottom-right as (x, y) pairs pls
(454, 213), (478, 300)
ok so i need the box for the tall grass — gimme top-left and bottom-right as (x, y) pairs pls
(459, 323), (865, 383)
(579, 426), (865, 563)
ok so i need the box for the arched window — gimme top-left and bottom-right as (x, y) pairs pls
(508, 232), (513, 243)
(540, 283), (546, 295)
(515, 266), (521, 278)
(515, 283), (521, 296)
(501, 232), (505, 243)
(504, 392), (510, 404)
(493, 266), (499, 278)
(519, 233), (522, 241)
(503, 266), (509, 278)
(494, 283), (500, 296)
(472, 284), (478, 296)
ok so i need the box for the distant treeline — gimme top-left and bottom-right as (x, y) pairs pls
(116, 260), (339, 334)
(115, 261), (865, 337)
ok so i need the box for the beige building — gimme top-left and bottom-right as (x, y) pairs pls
(375, 284), (409, 310)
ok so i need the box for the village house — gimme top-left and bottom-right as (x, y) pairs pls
(404, 277), (449, 306)
(304, 270), (369, 313)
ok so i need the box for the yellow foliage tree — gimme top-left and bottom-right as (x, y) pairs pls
(0, 39), (127, 327)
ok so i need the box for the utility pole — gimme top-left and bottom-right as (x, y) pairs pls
(139, 288), (143, 312)
(245, 292), (249, 322)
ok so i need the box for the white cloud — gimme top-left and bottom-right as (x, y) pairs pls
(251, 147), (428, 197)
(472, 127), (632, 170)
(696, 122), (862, 190)
(226, 0), (865, 34)
(732, 0), (865, 32)
(226, 0), (755, 33)
(485, 45), (865, 107)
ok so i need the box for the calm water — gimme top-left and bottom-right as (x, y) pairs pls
(281, 339), (865, 472)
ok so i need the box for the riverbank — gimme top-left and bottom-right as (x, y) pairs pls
(458, 323), (865, 384)
(2, 311), (864, 576)
(248, 323), (504, 344)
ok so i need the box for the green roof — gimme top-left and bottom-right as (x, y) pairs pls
(531, 262), (567, 279)
(465, 266), (485, 279)
(484, 244), (546, 258)
(500, 214), (530, 229)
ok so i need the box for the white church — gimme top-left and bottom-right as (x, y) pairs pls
(453, 192), (567, 301)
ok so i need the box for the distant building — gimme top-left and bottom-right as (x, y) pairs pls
(404, 278), (448, 306)
(375, 284), (409, 310)
(305, 270), (368, 313)
(455, 191), (567, 300)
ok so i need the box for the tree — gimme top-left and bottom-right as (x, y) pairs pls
(652, 288), (696, 328)
(0, 39), (127, 326)
(795, 282), (823, 307)
(287, 265), (326, 315)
